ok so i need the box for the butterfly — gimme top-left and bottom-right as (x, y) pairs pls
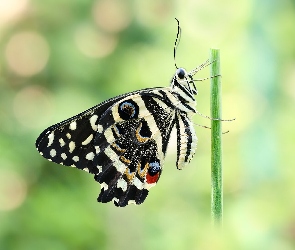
(36, 21), (211, 207)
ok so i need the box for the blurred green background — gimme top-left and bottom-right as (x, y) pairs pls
(1, 0), (295, 249)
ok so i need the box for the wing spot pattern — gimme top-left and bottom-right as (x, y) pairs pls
(82, 134), (93, 145)
(117, 178), (128, 192)
(59, 138), (65, 147)
(97, 165), (102, 173)
(72, 156), (79, 162)
(61, 153), (67, 160)
(69, 121), (77, 130)
(90, 115), (98, 131)
(97, 124), (103, 133)
(69, 141), (75, 153)
(101, 182), (108, 190)
(50, 149), (56, 157)
(95, 146), (100, 153)
(85, 152), (95, 161)
(47, 132), (54, 147)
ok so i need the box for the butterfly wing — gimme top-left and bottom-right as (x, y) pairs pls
(36, 88), (177, 207)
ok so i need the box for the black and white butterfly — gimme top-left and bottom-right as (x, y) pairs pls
(36, 22), (211, 207)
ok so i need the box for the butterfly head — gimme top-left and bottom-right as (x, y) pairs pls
(176, 68), (186, 80)
(172, 67), (198, 96)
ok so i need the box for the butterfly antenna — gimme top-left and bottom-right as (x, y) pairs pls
(174, 18), (181, 69)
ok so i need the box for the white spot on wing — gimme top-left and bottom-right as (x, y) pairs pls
(101, 182), (108, 190)
(97, 165), (102, 173)
(85, 152), (95, 161)
(59, 138), (65, 147)
(69, 141), (75, 153)
(112, 197), (119, 204)
(83, 167), (89, 172)
(61, 153), (67, 160)
(82, 134), (93, 145)
(72, 156), (79, 162)
(50, 149), (56, 157)
(47, 132), (54, 147)
(128, 200), (136, 205)
(95, 146), (100, 153)
(66, 133), (71, 139)
(97, 124), (103, 133)
(90, 115), (98, 131)
(69, 121), (77, 130)
(117, 178), (127, 192)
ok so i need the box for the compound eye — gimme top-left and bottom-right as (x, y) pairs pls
(176, 68), (186, 79)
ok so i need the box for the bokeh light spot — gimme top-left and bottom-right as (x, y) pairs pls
(92, 0), (131, 33)
(0, 169), (27, 211)
(5, 31), (50, 76)
(0, 0), (29, 24)
(13, 85), (54, 129)
(75, 25), (117, 58)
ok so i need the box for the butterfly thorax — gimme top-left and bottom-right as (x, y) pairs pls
(169, 68), (197, 114)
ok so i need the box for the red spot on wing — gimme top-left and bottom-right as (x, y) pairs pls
(146, 172), (160, 184)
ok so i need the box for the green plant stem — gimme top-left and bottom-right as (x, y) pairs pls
(210, 49), (223, 226)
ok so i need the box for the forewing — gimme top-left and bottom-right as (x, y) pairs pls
(35, 91), (139, 169)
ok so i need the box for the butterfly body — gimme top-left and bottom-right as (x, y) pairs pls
(36, 67), (200, 207)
